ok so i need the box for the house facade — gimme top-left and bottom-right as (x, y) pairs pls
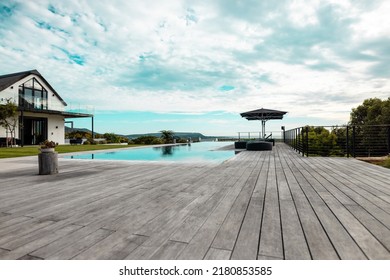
(0, 70), (93, 146)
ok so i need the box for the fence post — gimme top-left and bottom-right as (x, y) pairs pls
(346, 126), (349, 158)
(299, 127), (301, 154)
(305, 126), (309, 157)
(352, 126), (356, 158)
(293, 129), (296, 151)
(387, 125), (390, 155)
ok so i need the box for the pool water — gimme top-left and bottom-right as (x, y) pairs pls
(64, 141), (235, 163)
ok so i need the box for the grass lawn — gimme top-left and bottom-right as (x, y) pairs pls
(378, 158), (390, 168)
(358, 156), (390, 169)
(0, 144), (143, 159)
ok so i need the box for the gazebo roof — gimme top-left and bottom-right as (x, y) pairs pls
(240, 108), (287, 121)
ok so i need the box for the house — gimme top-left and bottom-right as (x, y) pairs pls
(0, 70), (93, 146)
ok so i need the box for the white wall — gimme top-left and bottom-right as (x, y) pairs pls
(48, 115), (65, 144)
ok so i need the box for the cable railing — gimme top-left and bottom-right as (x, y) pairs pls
(237, 131), (283, 141)
(284, 125), (390, 157)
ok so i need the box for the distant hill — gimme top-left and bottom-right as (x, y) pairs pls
(65, 127), (212, 140)
(125, 132), (207, 140)
(65, 126), (94, 134)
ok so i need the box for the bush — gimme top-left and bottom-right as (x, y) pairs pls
(151, 138), (164, 145)
(133, 136), (160, 145)
(380, 158), (390, 169)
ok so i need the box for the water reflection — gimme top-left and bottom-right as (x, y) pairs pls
(152, 144), (190, 157)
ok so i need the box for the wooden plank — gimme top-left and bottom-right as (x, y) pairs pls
(345, 205), (390, 251)
(257, 254), (283, 260)
(258, 154), (284, 259)
(285, 155), (367, 259)
(275, 149), (311, 260)
(211, 153), (263, 250)
(125, 193), (218, 260)
(73, 233), (148, 260)
(177, 166), (255, 259)
(169, 154), (255, 244)
(0, 248), (9, 258)
(211, 186), (252, 251)
(204, 248), (231, 260)
(231, 197), (263, 260)
(18, 254), (44, 260)
(0, 216), (33, 231)
(0, 224), (83, 260)
(0, 220), (55, 249)
(45, 228), (114, 260)
(279, 152), (339, 260)
(150, 241), (187, 260)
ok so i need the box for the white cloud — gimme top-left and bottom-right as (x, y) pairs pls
(1, 0), (389, 131)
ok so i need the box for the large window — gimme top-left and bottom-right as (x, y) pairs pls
(18, 78), (48, 110)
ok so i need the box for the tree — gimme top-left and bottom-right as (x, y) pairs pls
(349, 98), (390, 156)
(350, 97), (390, 125)
(160, 130), (175, 144)
(0, 98), (18, 147)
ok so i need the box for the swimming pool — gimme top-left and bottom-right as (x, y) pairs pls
(64, 141), (235, 163)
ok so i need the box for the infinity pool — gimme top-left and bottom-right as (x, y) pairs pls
(64, 141), (235, 163)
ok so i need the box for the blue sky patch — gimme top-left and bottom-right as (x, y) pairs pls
(219, 85), (235, 92)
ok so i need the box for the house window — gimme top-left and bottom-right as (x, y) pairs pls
(18, 78), (48, 110)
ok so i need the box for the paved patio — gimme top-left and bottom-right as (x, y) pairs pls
(0, 143), (389, 259)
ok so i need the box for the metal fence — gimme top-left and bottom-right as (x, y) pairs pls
(284, 125), (390, 157)
(237, 131), (283, 141)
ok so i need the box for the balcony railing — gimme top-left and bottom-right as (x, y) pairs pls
(284, 125), (390, 157)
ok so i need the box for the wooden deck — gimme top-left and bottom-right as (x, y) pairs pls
(0, 143), (389, 260)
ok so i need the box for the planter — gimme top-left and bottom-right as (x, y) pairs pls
(40, 148), (55, 153)
(246, 141), (273, 151)
(234, 141), (247, 149)
(38, 149), (58, 175)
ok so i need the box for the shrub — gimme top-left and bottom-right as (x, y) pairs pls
(151, 138), (164, 145)
(133, 136), (160, 145)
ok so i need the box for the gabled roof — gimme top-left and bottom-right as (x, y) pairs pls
(0, 69), (67, 106)
(240, 108), (287, 121)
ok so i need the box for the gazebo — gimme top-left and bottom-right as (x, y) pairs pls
(237, 108), (287, 151)
(240, 108), (287, 139)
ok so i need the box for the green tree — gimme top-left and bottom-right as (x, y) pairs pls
(305, 126), (343, 156)
(350, 97), (390, 125)
(349, 98), (390, 156)
(0, 98), (18, 147)
(160, 130), (175, 144)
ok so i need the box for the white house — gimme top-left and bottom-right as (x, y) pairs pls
(0, 70), (93, 146)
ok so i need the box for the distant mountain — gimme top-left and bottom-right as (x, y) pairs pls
(65, 127), (212, 139)
(125, 132), (207, 139)
(65, 126), (94, 134)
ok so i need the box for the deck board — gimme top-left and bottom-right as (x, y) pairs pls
(0, 143), (389, 260)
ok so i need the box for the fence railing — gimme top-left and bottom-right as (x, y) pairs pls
(284, 125), (390, 157)
(237, 131), (283, 141)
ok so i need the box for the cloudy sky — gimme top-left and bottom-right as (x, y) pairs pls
(1, 0), (389, 136)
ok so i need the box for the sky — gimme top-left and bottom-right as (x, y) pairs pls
(1, 0), (390, 136)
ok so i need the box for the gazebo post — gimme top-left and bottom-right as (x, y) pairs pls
(262, 120), (266, 139)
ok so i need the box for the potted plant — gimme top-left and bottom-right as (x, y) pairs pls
(38, 140), (58, 175)
(39, 140), (57, 153)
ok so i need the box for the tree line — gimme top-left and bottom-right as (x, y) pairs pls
(301, 98), (390, 157)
